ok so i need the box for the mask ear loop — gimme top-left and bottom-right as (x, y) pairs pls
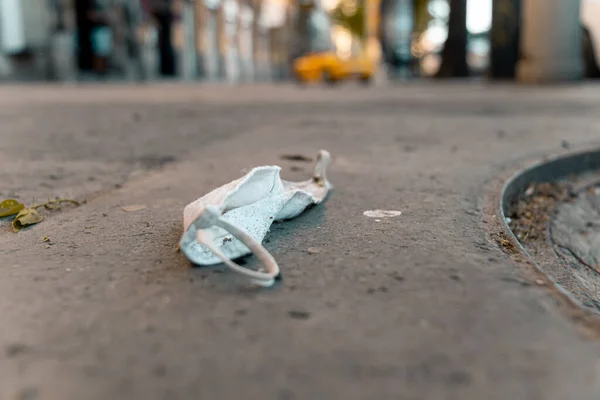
(194, 205), (280, 287)
(313, 150), (331, 186)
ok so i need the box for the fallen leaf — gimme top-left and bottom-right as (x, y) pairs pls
(0, 199), (24, 217)
(12, 208), (43, 232)
(42, 236), (50, 243)
(121, 204), (147, 213)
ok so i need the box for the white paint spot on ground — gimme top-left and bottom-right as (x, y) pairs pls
(363, 210), (402, 218)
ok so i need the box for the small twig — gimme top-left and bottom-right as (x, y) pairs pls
(31, 198), (81, 211)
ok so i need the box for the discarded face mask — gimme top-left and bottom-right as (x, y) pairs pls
(180, 150), (332, 287)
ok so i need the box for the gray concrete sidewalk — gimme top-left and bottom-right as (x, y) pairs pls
(2, 83), (600, 399)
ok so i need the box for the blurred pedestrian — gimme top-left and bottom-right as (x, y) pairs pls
(75, 0), (95, 72)
(108, 2), (131, 77)
(149, 0), (176, 76)
(88, 0), (113, 76)
(122, 1), (146, 80)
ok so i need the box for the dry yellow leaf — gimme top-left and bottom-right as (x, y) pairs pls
(12, 208), (43, 232)
(121, 204), (147, 213)
(0, 199), (24, 218)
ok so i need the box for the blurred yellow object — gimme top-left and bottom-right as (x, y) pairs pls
(293, 47), (375, 84)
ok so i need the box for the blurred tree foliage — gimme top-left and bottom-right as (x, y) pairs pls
(330, 0), (365, 38)
(329, 0), (430, 47)
(413, 0), (431, 35)
(332, 0), (429, 39)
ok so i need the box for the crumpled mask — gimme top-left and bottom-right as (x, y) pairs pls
(180, 150), (332, 287)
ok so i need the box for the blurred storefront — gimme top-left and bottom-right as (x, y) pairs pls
(264, 0), (293, 80)
(293, 0), (383, 69)
(0, 0), (53, 80)
(0, 0), (390, 83)
(0, 0), (297, 82)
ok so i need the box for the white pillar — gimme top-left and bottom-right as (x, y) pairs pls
(223, 0), (240, 84)
(182, 0), (198, 80)
(0, 0), (26, 53)
(257, 27), (271, 81)
(239, 5), (254, 81)
(517, 0), (583, 83)
(50, 31), (77, 82)
(202, 0), (221, 81)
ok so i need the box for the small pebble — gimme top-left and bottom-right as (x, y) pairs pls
(5, 343), (28, 358)
(525, 186), (535, 196)
(307, 247), (322, 255)
(288, 310), (310, 320)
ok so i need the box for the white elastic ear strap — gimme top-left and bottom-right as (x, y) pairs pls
(314, 150), (330, 183)
(195, 210), (280, 287)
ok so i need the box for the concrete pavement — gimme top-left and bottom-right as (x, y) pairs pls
(2, 83), (600, 399)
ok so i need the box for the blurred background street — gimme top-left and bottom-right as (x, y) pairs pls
(0, 0), (597, 83)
